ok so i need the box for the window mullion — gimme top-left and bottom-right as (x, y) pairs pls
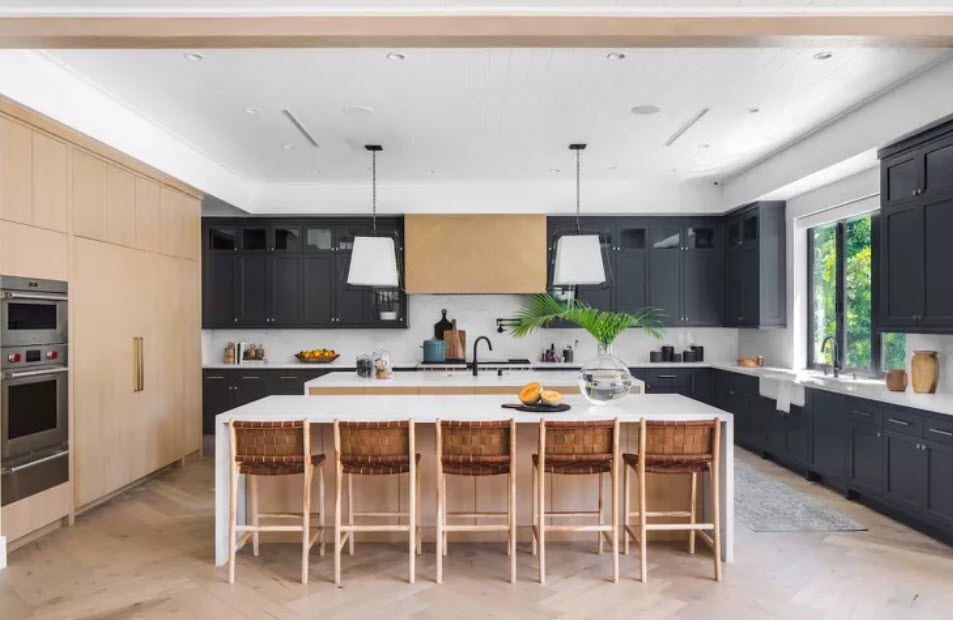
(835, 222), (847, 371)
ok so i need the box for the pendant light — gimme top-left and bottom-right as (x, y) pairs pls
(552, 143), (606, 286)
(347, 144), (401, 288)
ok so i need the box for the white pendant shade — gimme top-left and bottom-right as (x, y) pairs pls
(553, 234), (606, 286)
(347, 236), (400, 288)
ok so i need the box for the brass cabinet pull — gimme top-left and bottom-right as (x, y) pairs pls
(133, 337), (145, 392)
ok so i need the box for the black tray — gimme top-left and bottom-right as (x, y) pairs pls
(501, 403), (571, 413)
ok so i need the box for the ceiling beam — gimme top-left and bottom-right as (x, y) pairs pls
(2, 15), (953, 49)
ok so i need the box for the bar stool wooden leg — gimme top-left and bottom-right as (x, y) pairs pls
(611, 426), (620, 584)
(711, 422), (723, 582)
(597, 471), (605, 554)
(638, 421), (648, 583)
(333, 423), (343, 585)
(531, 461), (538, 556)
(623, 463), (631, 556)
(347, 474), (355, 556)
(228, 460), (239, 585)
(301, 462), (312, 584)
(318, 463), (326, 557)
(408, 420), (416, 584)
(442, 474), (448, 556)
(415, 466), (422, 556)
(249, 474), (260, 557)
(689, 472), (697, 555)
(436, 477), (444, 582)
(509, 470), (517, 584)
(537, 420), (546, 585)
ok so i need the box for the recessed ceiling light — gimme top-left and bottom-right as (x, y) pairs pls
(183, 52), (204, 62)
(608, 165), (618, 171)
(244, 106), (259, 115)
(698, 143), (711, 149)
(310, 169), (320, 174)
(606, 52), (626, 61)
(745, 107), (760, 114)
(386, 52), (406, 61)
(283, 143), (296, 150)
(550, 168), (560, 174)
(424, 169), (436, 174)
(631, 105), (661, 116)
(813, 51), (833, 60)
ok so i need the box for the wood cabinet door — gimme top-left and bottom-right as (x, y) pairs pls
(884, 431), (928, 513)
(31, 132), (69, 232)
(849, 423), (885, 496)
(158, 186), (179, 256)
(237, 253), (269, 325)
(922, 196), (953, 328)
(0, 117), (32, 224)
(70, 148), (107, 240)
(302, 254), (334, 325)
(134, 176), (161, 252)
(177, 257), (203, 454)
(881, 202), (925, 328)
(104, 163), (136, 247)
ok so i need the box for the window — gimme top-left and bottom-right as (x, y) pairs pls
(808, 212), (905, 374)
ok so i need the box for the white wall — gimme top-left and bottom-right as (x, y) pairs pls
(205, 294), (739, 366)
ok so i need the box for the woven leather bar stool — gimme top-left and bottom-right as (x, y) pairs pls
(435, 419), (517, 584)
(623, 418), (722, 582)
(532, 418), (620, 584)
(333, 419), (421, 584)
(227, 420), (325, 585)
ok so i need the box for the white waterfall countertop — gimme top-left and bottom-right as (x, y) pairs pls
(303, 370), (607, 390)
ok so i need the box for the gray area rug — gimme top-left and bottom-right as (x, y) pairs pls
(734, 460), (866, 532)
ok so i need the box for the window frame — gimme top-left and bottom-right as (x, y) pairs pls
(807, 212), (883, 376)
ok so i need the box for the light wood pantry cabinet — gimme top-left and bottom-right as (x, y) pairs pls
(0, 116), (69, 232)
(72, 238), (201, 507)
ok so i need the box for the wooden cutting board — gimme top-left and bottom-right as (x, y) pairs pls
(443, 327), (466, 362)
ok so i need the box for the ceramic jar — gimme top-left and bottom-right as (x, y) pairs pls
(885, 369), (908, 392)
(911, 351), (939, 394)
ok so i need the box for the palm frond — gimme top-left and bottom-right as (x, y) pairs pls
(508, 293), (665, 348)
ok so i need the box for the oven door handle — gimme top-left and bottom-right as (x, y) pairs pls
(2, 449), (69, 475)
(3, 366), (69, 380)
(1, 291), (68, 302)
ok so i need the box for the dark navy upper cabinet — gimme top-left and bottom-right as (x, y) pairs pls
(879, 114), (953, 333)
(722, 201), (786, 328)
(202, 217), (407, 329)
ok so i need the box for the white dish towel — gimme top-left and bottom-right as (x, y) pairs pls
(775, 380), (793, 414)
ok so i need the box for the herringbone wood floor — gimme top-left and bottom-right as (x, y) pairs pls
(3, 449), (953, 620)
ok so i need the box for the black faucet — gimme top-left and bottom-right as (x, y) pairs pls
(821, 336), (840, 378)
(472, 336), (493, 376)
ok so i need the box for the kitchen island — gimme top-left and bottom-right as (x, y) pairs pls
(214, 387), (734, 568)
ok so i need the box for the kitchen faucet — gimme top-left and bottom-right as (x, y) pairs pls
(821, 336), (841, 378)
(472, 336), (493, 376)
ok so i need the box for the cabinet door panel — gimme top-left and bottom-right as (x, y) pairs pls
(922, 196), (953, 326)
(238, 254), (269, 325)
(615, 251), (646, 313)
(302, 254), (334, 324)
(202, 374), (232, 434)
(334, 253), (371, 324)
(649, 224), (682, 325)
(684, 251), (721, 326)
(135, 176), (161, 252)
(925, 440), (953, 527)
(31, 132), (69, 232)
(881, 203), (925, 326)
(0, 117), (32, 224)
(740, 248), (760, 325)
(105, 164), (137, 247)
(850, 424), (884, 496)
(922, 135), (953, 197)
(810, 390), (849, 479)
(71, 148), (107, 240)
(725, 251), (744, 325)
(884, 431), (928, 513)
(883, 155), (920, 205)
(235, 375), (269, 406)
(786, 405), (810, 465)
(272, 255), (302, 324)
(203, 254), (238, 326)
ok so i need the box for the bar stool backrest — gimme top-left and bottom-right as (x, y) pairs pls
(440, 420), (512, 460)
(338, 421), (411, 461)
(544, 420), (616, 460)
(642, 420), (716, 458)
(232, 420), (307, 464)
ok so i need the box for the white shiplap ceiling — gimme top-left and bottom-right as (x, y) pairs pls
(44, 46), (949, 187)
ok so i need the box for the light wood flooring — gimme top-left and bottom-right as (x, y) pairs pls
(2, 449), (953, 620)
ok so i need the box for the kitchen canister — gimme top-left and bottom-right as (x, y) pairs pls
(911, 351), (939, 394)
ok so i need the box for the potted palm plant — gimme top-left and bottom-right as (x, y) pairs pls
(509, 293), (664, 403)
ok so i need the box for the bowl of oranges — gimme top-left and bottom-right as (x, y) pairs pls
(295, 349), (339, 364)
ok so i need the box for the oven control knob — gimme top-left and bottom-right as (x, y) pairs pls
(7, 353), (21, 362)
(47, 350), (59, 360)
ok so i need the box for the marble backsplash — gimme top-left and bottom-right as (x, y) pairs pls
(203, 294), (740, 366)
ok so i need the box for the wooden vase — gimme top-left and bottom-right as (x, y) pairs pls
(911, 351), (939, 394)
(885, 369), (908, 392)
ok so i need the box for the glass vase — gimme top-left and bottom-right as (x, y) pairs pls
(578, 344), (634, 405)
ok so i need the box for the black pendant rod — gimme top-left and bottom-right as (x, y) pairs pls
(365, 144), (382, 234)
(569, 143), (586, 233)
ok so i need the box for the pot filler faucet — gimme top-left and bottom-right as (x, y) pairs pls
(472, 336), (493, 376)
